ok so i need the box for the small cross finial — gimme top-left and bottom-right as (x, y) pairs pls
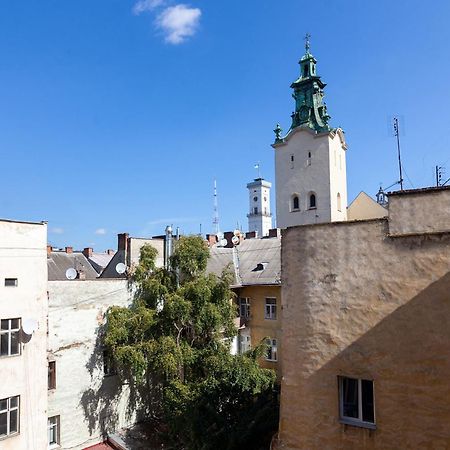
(304, 33), (311, 53)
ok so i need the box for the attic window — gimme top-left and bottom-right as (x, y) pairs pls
(255, 262), (268, 271)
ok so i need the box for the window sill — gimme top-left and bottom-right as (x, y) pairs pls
(264, 317), (277, 320)
(49, 443), (61, 449)
(0, 353), (21, 359)
(0, 432), (20, 441)
(265, 359), (277, 363)
(340, 419), (376, 430)
(291, 208), (300, 213)
(308, 207), (317, 210)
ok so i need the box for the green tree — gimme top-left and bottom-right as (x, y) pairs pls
(104, 236), (278, 449)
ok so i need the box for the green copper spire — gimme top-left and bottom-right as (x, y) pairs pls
(289, 34), (331, 133)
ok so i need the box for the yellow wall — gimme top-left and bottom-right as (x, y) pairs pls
(236, 285), (281, 376)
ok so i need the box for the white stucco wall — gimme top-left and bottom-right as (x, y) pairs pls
(247, 179), (273, 237)
(274, 128), (347, 228)
(0, 220), (48, 450)
(47, 279), (133, 450)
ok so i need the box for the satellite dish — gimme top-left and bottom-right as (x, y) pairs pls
(231, 236), (240, 245)
(65, 268), (77, 280)
(233, 229), (241, 236)
(115, 262), (126, 274)
(22, 319), (38, 335)
(217, 232), (224, 241)
(220, 239), (228, 247)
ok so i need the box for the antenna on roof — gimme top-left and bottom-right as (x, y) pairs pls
(435, 165), (449, 186)
(392, 116), (404, 190)
(212, 179), (220, 235)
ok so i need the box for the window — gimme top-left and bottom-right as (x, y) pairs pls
(292, 195), (299, 211)
(48, 361), (56, 390)
(307, 151), (312, 166)
(303, 66), (308, 77)
(1, 319), (21, 357)
(265, 298), (277, 320)
(254, 207), (258, 214)
(0, 396), (19, 438)
(309, 193), (317, 209)
(4, 278), (18, 287)
(103, 349), (116, 376)
(265, 338), (277, 361)
(253, 196), (258, 202)
(239, 298), (250, 319)
(337, 193), (342, 212)
(48, 416), (60, 447)
(239, 334), (251, 354)
(339, 377), (375, 428)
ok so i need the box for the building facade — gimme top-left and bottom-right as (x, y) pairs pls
(247, 178), (273, 237)
(277, 187), (450, 449)
(0, 219), (48, 450)
(273, 40), (348, 228)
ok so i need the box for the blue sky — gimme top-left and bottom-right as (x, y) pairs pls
(1, 0), (449, 250)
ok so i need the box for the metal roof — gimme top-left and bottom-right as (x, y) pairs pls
(88, 252), (115, 274)
(47, 252), (99, 281)
(207, 236), (281, 287)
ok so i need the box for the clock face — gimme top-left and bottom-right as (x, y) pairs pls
(300, 106), (310, 121)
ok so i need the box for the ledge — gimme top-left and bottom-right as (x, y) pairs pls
(340, 419), (376, 430)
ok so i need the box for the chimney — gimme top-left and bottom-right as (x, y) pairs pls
(82, 247), (93, 258)
(268, 228), (280, 238)
(47, 245), (52, 256)
(117, 233), (129, 252)
(245, 231), (257, 240)
(206, 234), (218, 247)
(65, 246), (73, 254)
(106, 249), (115, 256)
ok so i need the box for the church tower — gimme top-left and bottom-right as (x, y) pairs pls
(247, 177), (272, 237)
(273, 36), (348, 228)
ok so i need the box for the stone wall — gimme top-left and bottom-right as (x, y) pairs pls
(277, 188), (450, 449)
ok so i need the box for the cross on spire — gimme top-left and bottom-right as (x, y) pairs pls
(304, 33), (311, 53)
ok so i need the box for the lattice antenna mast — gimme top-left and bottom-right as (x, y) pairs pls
(212, 179), (220, 235)
(393, 117), (404, 190)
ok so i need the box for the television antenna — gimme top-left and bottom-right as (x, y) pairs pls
(212, 179), (220, 235)
(392, 117), (404, 190)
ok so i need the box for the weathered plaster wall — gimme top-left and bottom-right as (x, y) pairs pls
(388, 187), (450, 236)
(238, 285), (281, 376)
(48, 279), (134, 450)
(278, 190), (450, 449)
(0, 220), (48, 450)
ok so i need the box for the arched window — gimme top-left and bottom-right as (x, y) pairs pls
(292, 195), (299, 211)
(309, 193), (316, 209)
(337, 193), (342, 212)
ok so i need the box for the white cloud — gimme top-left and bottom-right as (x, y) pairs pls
(133, 0), (165, 15)
(51, 227), (64, 235)
(95, 228), (107, 235)
(156, 4), (201, 44)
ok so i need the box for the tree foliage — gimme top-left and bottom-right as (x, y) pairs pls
(104, 236), (278, 449)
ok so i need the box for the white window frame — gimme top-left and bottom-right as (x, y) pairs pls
(0, 395), (20, 438)
(338, 376), (376, 429)
(265, 338), (277, 362)
(264, 298), (277, 320)
(48, 415), (60, 447)
(239, 297), (250, 319)
(0, 318), (21, 357)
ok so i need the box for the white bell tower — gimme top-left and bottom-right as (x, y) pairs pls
(273, 37), (348, 229)
(247, 178), (272, 237)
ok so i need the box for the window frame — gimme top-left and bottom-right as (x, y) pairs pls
(265, 338), (277, 362)
(338, 376), (376, 429)
(0, 318), (21, 357)
(309, 193), (317, 209)
(47, 415), (60, 447)
(238, 297), (250, 319)
(4, 278), (18, 287)
(292, 195), (300, 211)
(0, 395), (20, 439)
(264, 298), (277, 320)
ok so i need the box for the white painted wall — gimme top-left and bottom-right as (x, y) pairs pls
(274, 127), (348, 228)
(47, 279), (134, 450)
(0, 220), (48, 450)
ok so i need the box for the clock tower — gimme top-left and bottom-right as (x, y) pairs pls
(273, 36), (348, 228)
